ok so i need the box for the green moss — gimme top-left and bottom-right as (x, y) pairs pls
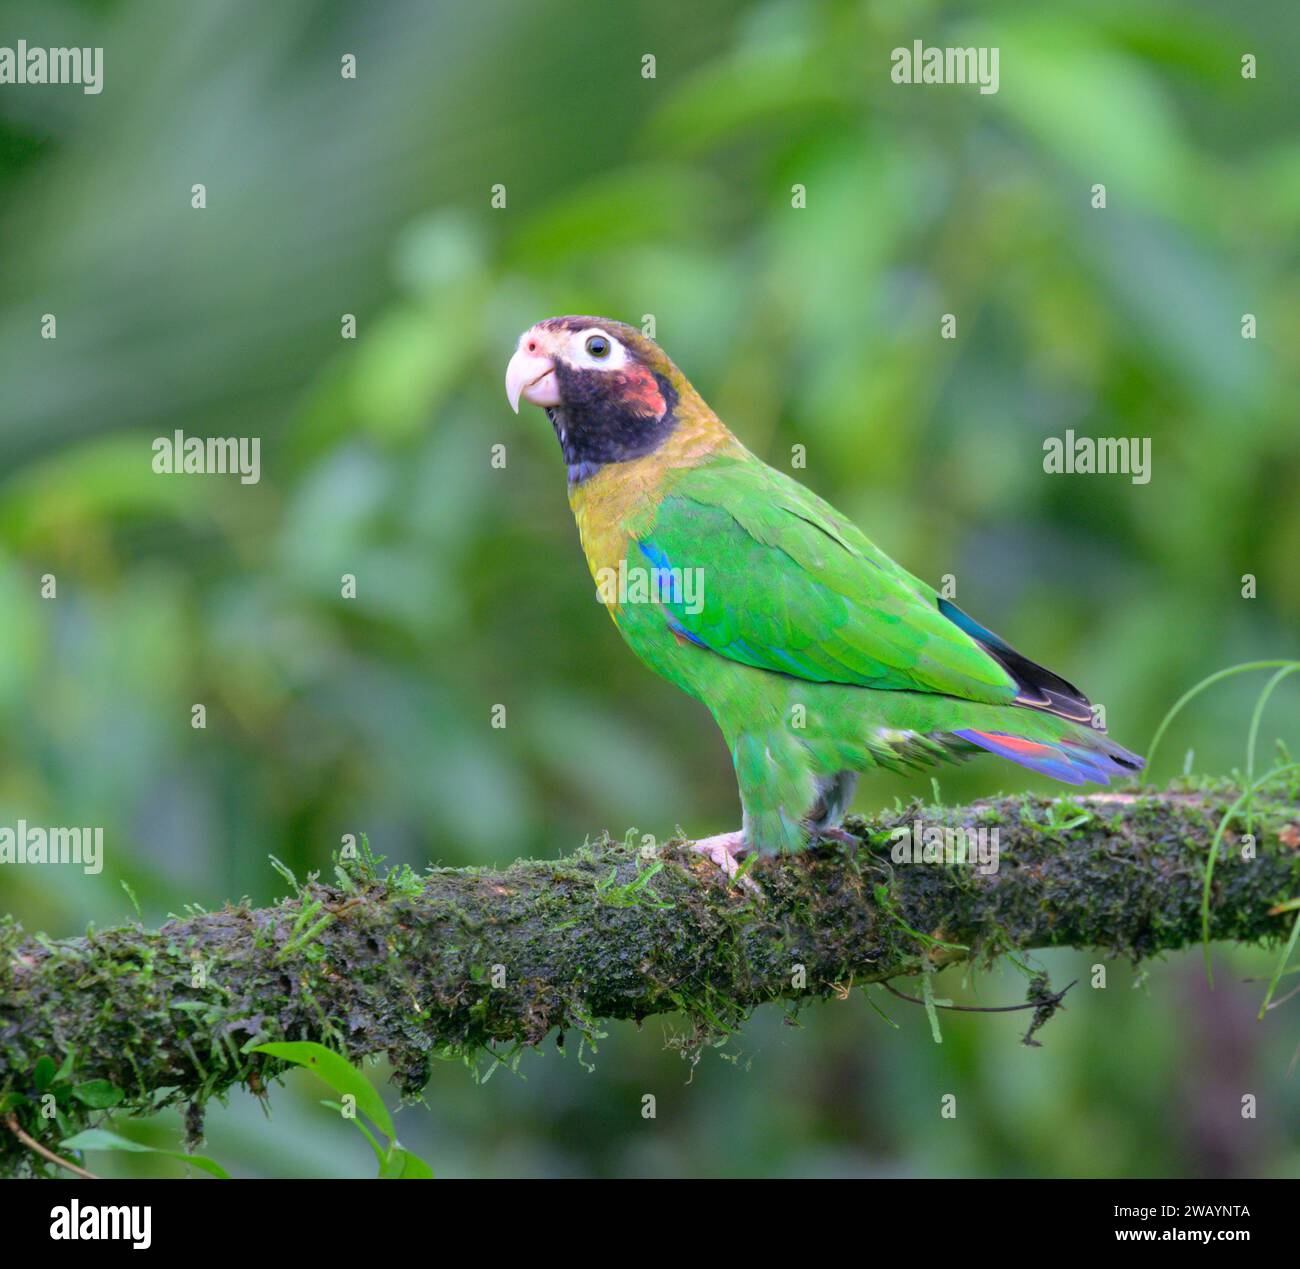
(3, 786), (1298, 1175)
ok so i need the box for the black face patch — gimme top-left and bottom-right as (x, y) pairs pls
(549, 359), (679, 481)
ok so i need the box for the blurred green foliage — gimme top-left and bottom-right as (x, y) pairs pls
(1, 0), (1297, 1177)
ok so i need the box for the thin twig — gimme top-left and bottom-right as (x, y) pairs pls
(4, 1114), (98, 1179)
(879, 978), (1078, 1014)
(1261, 981), (1300, 1011)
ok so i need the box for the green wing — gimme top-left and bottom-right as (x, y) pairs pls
(635, 453), (1020, 705)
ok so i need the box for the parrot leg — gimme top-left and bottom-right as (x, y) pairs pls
(803, 772), (861, 848)
(689, 831), (759, 893)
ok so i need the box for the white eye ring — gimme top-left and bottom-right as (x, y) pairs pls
(570, 328), (628, 371)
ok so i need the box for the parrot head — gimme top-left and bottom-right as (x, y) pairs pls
(506, 317), (681, 478)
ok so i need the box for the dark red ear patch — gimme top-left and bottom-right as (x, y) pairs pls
(616, 364), (666, 417)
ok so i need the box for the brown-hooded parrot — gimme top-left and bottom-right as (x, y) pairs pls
(506, 317), (1143, 875)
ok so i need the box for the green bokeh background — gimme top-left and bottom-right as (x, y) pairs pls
(2, 0), (1298, 1177)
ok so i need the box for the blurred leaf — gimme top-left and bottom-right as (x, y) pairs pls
(646, 44), (845, 154)
(61, 1128), (229, 1179)
(505, 165), (728, 264)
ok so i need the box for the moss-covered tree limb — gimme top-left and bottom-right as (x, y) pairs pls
(3, 781), (1300, 1174)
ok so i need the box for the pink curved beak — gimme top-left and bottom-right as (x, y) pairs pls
(505, 348), (560, 413)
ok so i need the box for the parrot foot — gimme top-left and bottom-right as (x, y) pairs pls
(690, 831), (759, 894)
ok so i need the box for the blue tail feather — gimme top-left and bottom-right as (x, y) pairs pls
(953, 728), (1144, 787)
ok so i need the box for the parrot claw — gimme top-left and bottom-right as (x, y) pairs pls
(689, 831), (759, 894)
(812, 826), (860, 847)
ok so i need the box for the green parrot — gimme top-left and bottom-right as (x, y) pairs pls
(506, 317), (1143, 874)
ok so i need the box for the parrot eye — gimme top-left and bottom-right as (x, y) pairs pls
(585, 335), (610, 358)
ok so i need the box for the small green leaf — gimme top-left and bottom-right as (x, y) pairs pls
(71, 1080), (124, 1109)
(251, 1042), (394, 1139)
(54, 1048), (77, 1084)
(60, 1128), (229, 1179)
(32, 1056), (56, 1091)
(381, 1145), (435, 1179)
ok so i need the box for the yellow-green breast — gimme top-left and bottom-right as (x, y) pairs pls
(568, 390), (742, 627)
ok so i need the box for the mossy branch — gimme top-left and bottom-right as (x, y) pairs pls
(3, 780), (1300, 1175)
